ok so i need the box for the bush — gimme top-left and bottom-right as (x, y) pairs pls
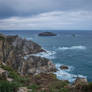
(60, 88), (69, 92)
(0, 80), (19, 92)
(27, 84), (40, 92)
(48, 80), (69, 92)
(0, 36), (5, 41)
(0, 64), (30, 86)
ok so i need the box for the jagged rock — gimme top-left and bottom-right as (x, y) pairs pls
(0, 68), (8, 80)
(73, 77), (88, 87)
(17, 87), (28, 92)
(7, 35), (45, 55)
(7, 78), (13, 82)
(60, 65), (69, 70)
(18, 56), (56, 75)
(0, 34), (56, 76)
(38, 32), (56, 36)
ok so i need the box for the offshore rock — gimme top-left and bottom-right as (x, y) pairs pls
(38, 32), (56, 36)
(60, 65), (69, 70)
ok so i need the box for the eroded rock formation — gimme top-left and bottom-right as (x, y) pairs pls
(0, 34), (56, 76)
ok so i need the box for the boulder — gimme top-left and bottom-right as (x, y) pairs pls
(38, 32), (56, 36)
(7, 78), (13, 82)
(0, 68), (8, 80)
(17, 87), (28, 92)
(73, 77), (88, 87)
(60, 65), (69, 70)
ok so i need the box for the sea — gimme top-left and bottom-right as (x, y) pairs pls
(0, 30), (92, 82)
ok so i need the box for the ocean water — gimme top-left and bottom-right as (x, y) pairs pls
(0, 30), (92, 82)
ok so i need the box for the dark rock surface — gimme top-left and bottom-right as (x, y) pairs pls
(38, 32), (56, 36)
(60, 65), (69, 70)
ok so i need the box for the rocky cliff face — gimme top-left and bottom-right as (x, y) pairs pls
(0, 34), (56, 76)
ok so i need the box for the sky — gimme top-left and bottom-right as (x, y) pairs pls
(0, 0), (92, 30)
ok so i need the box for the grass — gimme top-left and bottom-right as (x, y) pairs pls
(0, 80), (20, 92)
(27, 84), (40, 92)
(48, 80), (69, 92)
(0, 64), (30, 86)
(1, 64), (92, 92)
(0, 36), (5, 41)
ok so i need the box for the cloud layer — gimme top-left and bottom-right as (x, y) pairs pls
(0, 0), (92, 30)
(0, 11), (92, 30)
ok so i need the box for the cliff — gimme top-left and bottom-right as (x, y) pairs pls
(0, 34), (56, 76)
(0, 33), (92, 92)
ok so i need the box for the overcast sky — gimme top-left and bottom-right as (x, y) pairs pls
(0, 0), (92, 30)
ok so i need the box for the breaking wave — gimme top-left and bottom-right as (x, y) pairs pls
(26, 37), (33, 40)
(54, 64), (87, 83)
(58, 46), (86, 51)
(32, 50), (56, 59)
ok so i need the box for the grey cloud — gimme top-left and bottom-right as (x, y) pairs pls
(0, 11), (92, 30)
(0, 0), (92, 18)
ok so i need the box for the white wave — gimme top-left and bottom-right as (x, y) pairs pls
(34, 51), (56, 59)
(58, 46), (86, 51)
(24, 50), (56, 60)
(26, 37), (33, 40)
(54, 64), (87, 83)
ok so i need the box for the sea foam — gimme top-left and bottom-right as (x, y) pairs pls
(26, 37), (33, 40)
(54, 64), (87, 83)
(58, 46), (86, 51)
(34, 50), (56, 59)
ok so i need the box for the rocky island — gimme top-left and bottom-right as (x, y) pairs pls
(0, 33), (92, 92)
(38, 32), (56, 36)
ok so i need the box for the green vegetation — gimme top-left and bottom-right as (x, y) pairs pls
(48, 80), (69, 92)
(27, 84), (40, 92)
(0, 64), (92, 92)
(60, 88), (69, 92)
(0, 64), (30, 84)
(0, 36), (5, 41)
(0, 80), (19, 92)
(85, 82), (92, 92)
(0, 64), (30, 92)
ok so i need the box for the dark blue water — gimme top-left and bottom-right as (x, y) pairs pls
(0, 30), (92, 82)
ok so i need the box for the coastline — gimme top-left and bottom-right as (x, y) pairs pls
(0, 32), (92, 92)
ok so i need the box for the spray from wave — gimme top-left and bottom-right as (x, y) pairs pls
(58, 46), (86, 51)
(32, 50), (56, 59)
(26, 38), (33, 40)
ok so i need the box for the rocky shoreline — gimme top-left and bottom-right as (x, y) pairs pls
(0, 33), (92, 92)
(0, 33), (56, 76)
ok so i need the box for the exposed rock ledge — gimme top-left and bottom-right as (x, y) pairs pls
(0, 33), (56, 76)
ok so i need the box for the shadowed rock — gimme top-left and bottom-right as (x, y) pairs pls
(60, 65), (69, 70)
(38, 32), (56, 36)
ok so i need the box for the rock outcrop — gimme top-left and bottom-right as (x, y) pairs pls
(0, 34), (56, 76)
(73, 77), (88, 86)
(0, 68), (8, 80)
(38, 32), (56, 36)
(60, 65), (69, 70)
(17, 87), (28, 92)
